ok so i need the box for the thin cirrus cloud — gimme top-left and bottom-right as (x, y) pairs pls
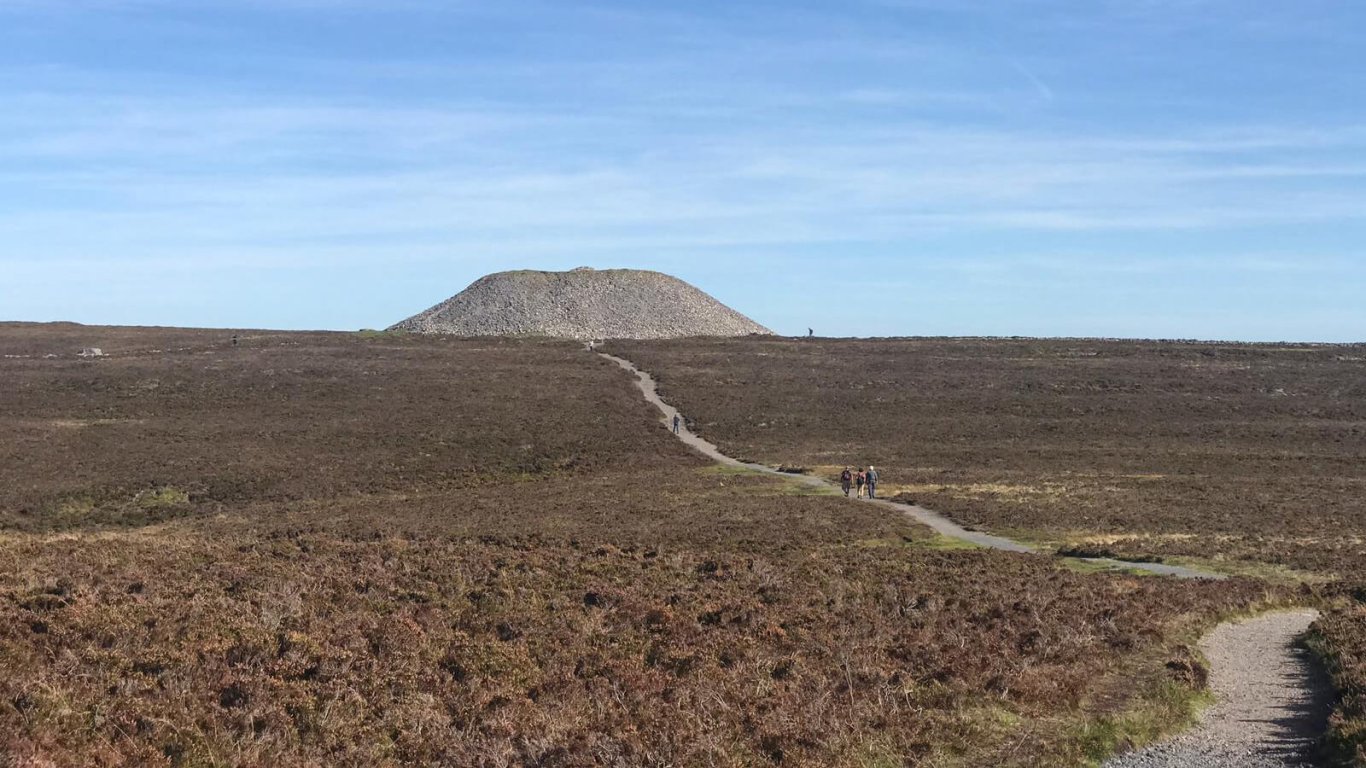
(4, 99), (1365, 263)
(5, 88), (1365, 233)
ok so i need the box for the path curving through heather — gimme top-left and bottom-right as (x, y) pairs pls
(597, 351), (1333, 765)
(597, 351), (1219, 579)
(1104, 610), (1332, 768)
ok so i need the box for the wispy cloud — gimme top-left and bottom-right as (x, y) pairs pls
(4, 87), (1366, 265)
(1008, 60), (1055, 102)
(1, 0), (1363, 338)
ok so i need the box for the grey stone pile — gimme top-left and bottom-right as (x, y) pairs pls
(389, 267), (773, 340)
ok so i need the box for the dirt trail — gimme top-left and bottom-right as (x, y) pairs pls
(598, 352), (1218, 579)
(1104, 610), (1332, 768)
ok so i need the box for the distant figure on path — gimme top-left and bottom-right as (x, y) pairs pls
(840, 467), (853, 497)
(808, 328), (814, 338)
(855, 468), (866, 499)
(866, 466), (879, 499)
(673, 414), (681, 434)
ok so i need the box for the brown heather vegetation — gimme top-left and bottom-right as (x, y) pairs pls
(1308, 584), (1366, 765)
(603, 337), (1366, 576)
(0, 485), (1280, 767)
(603, 335), (1366, 765)
(1, 324), (685, 525)
(0, 325), (1309, 766)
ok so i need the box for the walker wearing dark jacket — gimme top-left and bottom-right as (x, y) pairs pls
(865, 466), (879, 499)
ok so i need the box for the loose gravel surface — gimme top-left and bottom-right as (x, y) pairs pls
(1105, 610), (1333, 768)
(391, 268), (772, 339)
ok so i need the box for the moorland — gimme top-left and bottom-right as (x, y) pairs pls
(604, 335), (1366, 765)
(0, 324), (1296, 767)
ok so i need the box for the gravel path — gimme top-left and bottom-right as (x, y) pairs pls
(599, 351), (1219, 579)
(603, 352), (1334, 765)
(1104, 610), (1332, 768)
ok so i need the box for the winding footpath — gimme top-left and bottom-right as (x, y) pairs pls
(1104, 610), (1332, 768)
(600, 350), (1335, 767)
(598, 351), (1214, 578)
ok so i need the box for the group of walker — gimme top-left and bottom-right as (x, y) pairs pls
(671, 412), (879, 499)
(839, 466), (879, 499)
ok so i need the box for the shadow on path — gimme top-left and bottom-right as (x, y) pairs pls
(1103, 610), (1332, 768)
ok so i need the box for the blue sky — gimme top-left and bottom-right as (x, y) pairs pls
(2, 1), (1364, 340)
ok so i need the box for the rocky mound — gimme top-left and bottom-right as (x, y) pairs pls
(390, 268), (773, 340)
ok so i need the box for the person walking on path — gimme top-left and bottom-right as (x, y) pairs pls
(673, 414), (682, 434)
(866, 466), (879, 499)
(840, 467), (853, 497)
(855, 468), (866, 499)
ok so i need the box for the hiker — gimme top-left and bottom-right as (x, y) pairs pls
(673, 414), (681, 434)
(808, 328), (814, 338)
(840, 467), (852, 497)
(866, 465), (879, 499)
(855, 468), (866, 499)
